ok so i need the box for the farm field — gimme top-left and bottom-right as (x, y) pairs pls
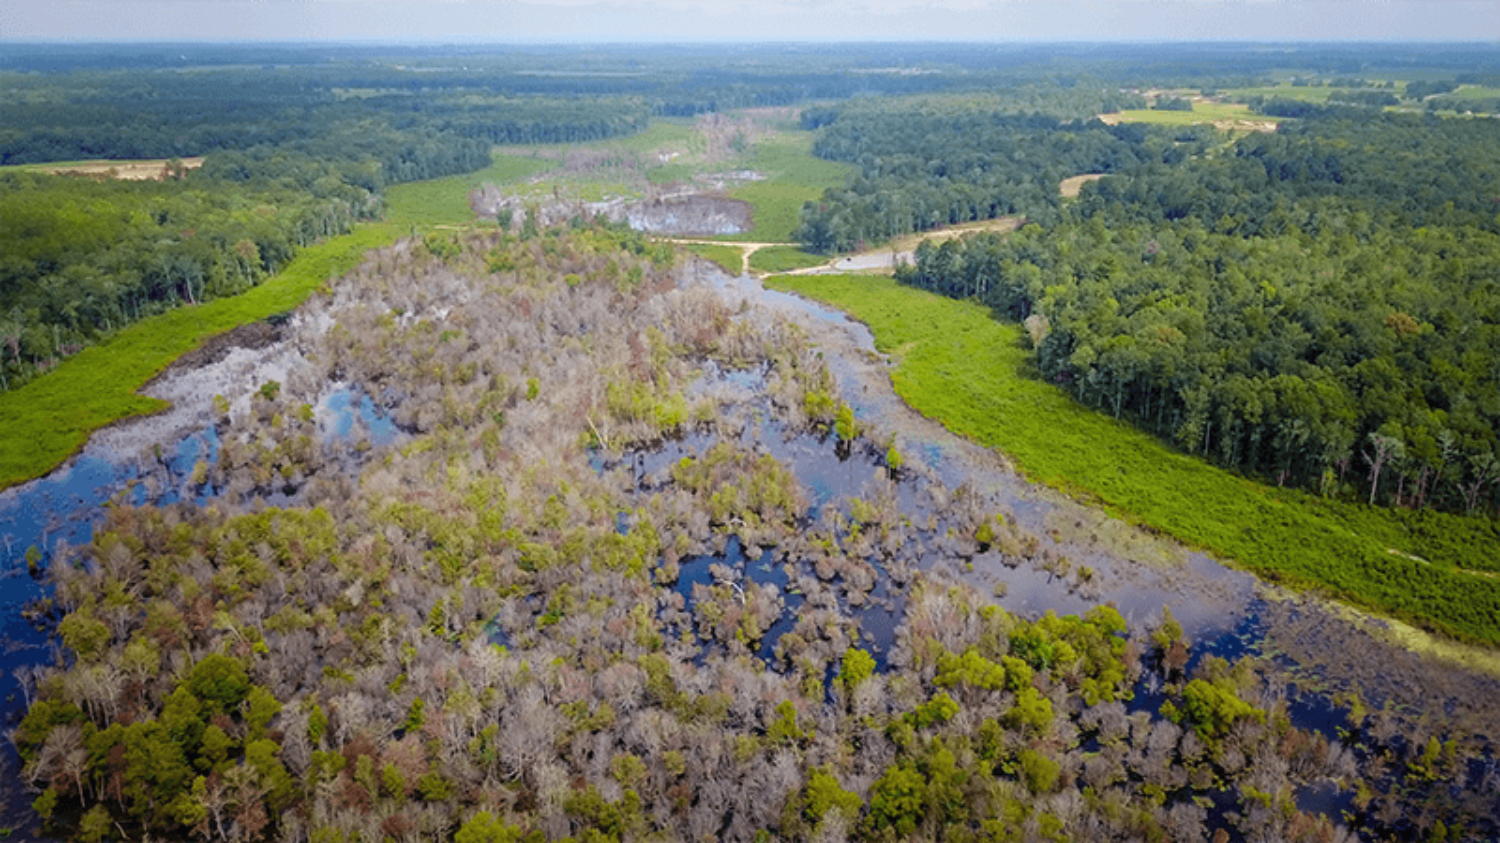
(0, 156), (204, 180)
(1220, 83), (1345, 103)
(766, 273), (1500, 649)
(1099, 100), (1284, 131)
(1444, 83), (1500, 100)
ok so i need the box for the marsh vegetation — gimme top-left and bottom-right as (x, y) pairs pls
(12, 224), (1498, 843)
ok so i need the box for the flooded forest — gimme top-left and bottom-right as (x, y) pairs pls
(2, 41), (1499, 843)
(1, 223), (1493, 842)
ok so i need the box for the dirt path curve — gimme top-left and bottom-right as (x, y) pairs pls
(665, 216), (1025, 277)
(666, 239), (784, 275)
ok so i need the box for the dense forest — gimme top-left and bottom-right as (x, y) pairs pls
(888, 105), (1500, 514)
(789, 95), (1221, 252)
(17, 225), (1495, 843)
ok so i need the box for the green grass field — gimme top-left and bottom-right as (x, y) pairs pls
(603, 120), (697, 155)
(725, 134), (854, 243)
(1443, 84), (1500, 101)
(382, 153), (557, 229)
(1221, 84), (1341, 104)
(0, 226), (399, 490)
(748, 245), (826, 274)
(683, 243), (744, 275)
(1108, 101), (1286, 127)
(767, 273), (1500, 647)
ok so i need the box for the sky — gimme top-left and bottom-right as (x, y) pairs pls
(1, 0), (1496, 43)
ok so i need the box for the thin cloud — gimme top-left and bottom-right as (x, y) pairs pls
(1, 0), (1494, 42)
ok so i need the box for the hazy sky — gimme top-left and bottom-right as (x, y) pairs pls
(2, 0), (1496, 43)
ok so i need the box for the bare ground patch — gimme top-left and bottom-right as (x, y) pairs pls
(36, 157), (205, 181)
(1060, 173), (1108, 198)
(778, 216), (1026, 276)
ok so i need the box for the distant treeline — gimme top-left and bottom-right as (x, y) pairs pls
(0, 129), (488, 389)
(897, 108), (1500, 513)
(791, 90), (1181, 253)
(0, 71), (650, 165)
(0, 62), (692, 390)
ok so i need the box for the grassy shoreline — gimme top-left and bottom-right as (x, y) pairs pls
(0, 138), (571, 491)
(767, 273), (1500, 648)
(0, 225), (399, 491)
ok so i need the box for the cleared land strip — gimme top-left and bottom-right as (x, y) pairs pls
(5, 157), (206, 181)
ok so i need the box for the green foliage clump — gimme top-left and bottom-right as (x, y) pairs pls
(804, 767), (862, 824)
(840, 647), (876, 693)
(1166, 677), (1265, 743)
(455, 811), (526, 843)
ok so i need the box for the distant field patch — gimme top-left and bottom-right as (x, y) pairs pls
(1221, 84), (1339, 104)
(1445, 84), (1500, 101)
(1060, 174), (1107, 198)
(383, 152), (557, 229)
(6, 157), (205, 181)
(1099, 101), (1282, 133)
(602, 120), (697, 155)
(724, 133), (857, 243)
(452, 119), (853, 244)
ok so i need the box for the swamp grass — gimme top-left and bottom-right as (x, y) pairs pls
(766, 273), (1500, 647)
(0, 226), (397, 491)
(1106, 101), (1286, 127)
(683, 243), (745, 276)
(725, 133), (857, 243)
(382, 153), (557, 229)
(749, 245), (827, 274)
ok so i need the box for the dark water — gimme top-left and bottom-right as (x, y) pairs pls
(0, 385), (401, 829)
(327, 387), (400, 444)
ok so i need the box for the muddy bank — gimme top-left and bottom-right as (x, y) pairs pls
(88, 324), (306, 467)
(701, 259), (1255, 636)
(153, 319), (283, 378)
(694, 256), (1500, 724)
